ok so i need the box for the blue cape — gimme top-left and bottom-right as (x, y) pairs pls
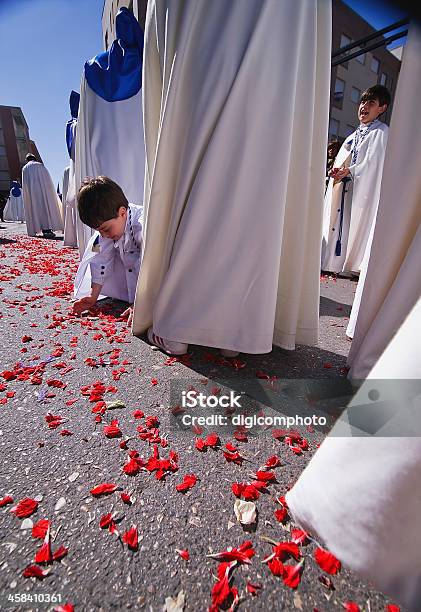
(84, 7), (143, 102)
(11, 181), (21, 197)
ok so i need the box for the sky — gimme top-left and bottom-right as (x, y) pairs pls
(0, 0), (103, 187)
(0, 0), (410, 188)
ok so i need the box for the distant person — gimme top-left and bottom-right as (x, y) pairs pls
(72, 176), (143, 325)
(322, 85), (391, 274)
(21, 154), (63, 238)
(3, 180), (25, 222)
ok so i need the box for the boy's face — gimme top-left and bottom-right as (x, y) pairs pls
(358, 98), (387, 124)
(96, 206), (127, 241)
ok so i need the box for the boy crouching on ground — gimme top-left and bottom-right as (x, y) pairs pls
(72, 176), (143, 324)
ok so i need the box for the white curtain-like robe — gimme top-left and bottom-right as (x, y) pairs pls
(132, 0), (331, 353)
(75, 80), (145, 256)
(347, 24), (421, 379)
(62, 165), (77, 247)
(4, 191), (25, 222)
(322, 123), (388, 274)
(21, 161), (63, 237)
(285, 26), (421, 611)
(286, 294), (421, 612)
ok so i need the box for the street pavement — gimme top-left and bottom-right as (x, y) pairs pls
(0, 222), (403, 612)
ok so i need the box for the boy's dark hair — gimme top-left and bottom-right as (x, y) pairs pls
(360, 85), (391, 108)
(25, 153), (37, 162)
(77, 176), (128, 228)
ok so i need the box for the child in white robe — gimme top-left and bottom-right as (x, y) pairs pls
(322, 85), (391, 274)
(72, 176), (143, 324)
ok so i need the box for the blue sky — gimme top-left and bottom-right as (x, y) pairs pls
(0, 0), (103, 187)
(0, 0), (409, 187)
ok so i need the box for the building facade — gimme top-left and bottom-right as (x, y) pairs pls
(102, 0), (147, 49)
(330, 0), (402, 142)
(0, 105), (41, 198)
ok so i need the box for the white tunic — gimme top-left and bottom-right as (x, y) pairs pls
(74, 203), (143, 304)
(132, 0), (332, 353)
(322, 122), (388, 273)
(4, 188), (25, 222)
(21, 161), (63, 236)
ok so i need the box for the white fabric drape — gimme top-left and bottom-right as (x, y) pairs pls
(132, 0), (331, 353)
(21, 161), (63, 237)
(62, 166), (77, 247)
(3, 193), (25, 222)
(347, 24), (421, 379)
(74, 77), (145, 256)
(286, 295), (421, 612)
(285, 26), (421, 611)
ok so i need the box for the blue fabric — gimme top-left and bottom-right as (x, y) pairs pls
(11, 181), (21, 197)
(84, 7), (143, 103)
(66, 90), (80, 158)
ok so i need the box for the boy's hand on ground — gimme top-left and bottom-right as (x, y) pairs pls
(121, 306), (133, 326)
(71, 296), (97, 315)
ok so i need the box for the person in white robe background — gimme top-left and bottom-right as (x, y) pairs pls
(63, 90), (79, 248)
(21, 154), (63, 238)
(132, 0), (331, 357)
(285, 25), (421, 611)
(75, 7), (145, 257)
(346, 23), (421, 377)
(3, 181), (25, 222)
(322, 85), (390, 274)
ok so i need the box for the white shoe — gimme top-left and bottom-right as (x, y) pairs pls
(220, 349), (240, 358)
(147, 327), (188, 356)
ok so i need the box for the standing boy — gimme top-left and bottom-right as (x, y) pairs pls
(72, 176), (143, 324)
(322, 85), (391, 274)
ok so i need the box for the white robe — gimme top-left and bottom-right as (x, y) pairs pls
(75, 78), (145, 257)
(63, 126), (78, 248)
(3, 191), (25, 222)
(322, 122), (388, 274)
(286, 295), (421, 612)
(132, 0), (331, 353)
(285, 26), (421, 611)
(347, 24), (421, 379)
(74, 203), (143, 304)
(21, 161), (63, 237)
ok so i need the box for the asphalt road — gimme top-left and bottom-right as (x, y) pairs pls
(0, 222), (403, 612)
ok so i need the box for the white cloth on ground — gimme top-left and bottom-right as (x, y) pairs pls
(132, 0), (331, 353)
(74, 203), (143, 303)
(21, 161), (63, 236)
(322, 121), (388, 274)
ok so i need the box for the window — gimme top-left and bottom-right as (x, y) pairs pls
(329, 118), (340, 137)
(0, 145), (6, 156)
(380, 72), (387, 86)
(333, 78), (345, 102)
(340, 34), (351, 48)
(371, 56), (380, 73)
(356, 51), (365, 64)
(351, 86), (360, 103)
(345, 125), (356, 137)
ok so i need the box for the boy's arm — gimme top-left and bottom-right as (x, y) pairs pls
(72, 237), (115, 315)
